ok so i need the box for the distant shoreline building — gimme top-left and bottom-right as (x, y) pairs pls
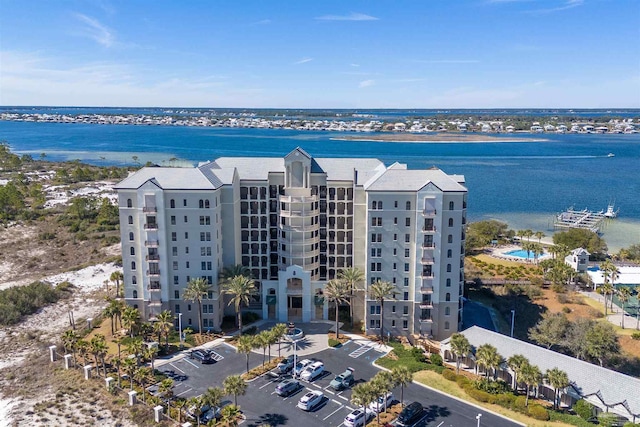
(115, 147), (467, 340)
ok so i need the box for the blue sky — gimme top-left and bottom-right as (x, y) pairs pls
(1, 0), (639, 108)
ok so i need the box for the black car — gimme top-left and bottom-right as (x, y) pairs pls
(396, 401), (424, 427)
(189, 349), (214, 364)
(275, 378), (301, 397)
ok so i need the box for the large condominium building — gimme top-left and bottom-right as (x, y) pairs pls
(115, 147), (467, 340)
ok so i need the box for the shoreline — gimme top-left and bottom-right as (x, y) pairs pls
(330, 135), (549, 143)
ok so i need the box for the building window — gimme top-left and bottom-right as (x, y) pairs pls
(370, 305), (381, 315)
(132, 290), (137, 298)
(448, 234), (453, 243)
(205, 200), (210, 208)
(170, 199), (175, 208)
(183, 199), (187, 207)
(404, 248), (410, 257)
(403, 306), (409, 315)
(184, 232), (189, 239)
(175, 304), (180, 313)
(444, 321), (450, 330)
(369, 319), (381, 329)
(446, 278), (451, 287)
(371, 248), (381, 258)
(445, 307), (451, 315)
(405, 234), (410, 243)
(393, 234), (398, 241)
(394, 201), (398, 208)
(394, 217), (398, 225)
(130, 247), (135, 256)
(186, 261), (190, 268)
(392, 305), (396, 313)
(174, 290), (180, 299)
(391, 320), (396, 327)
(174, 275), (179, 285)
(446, 293), (451, 302)
(132, 276), (137, 284)
(406, 201), (411, 210)
(404, 277), (409, 286)
(402, 320), (408, 329)
(172, 246), (178, 256)
(200, 216), (211, 225)
(404, 263), (409, 272)
(173, 261), (178, 270)
(129, 232), (134, 241)
(449, 201), (455, 210)
(184, 215), (188, 223)
(403, 292), (409, 301)
(371, 217), (382, 226)
(447, 249), (452, 258)
(171, 232), (177, 241)
(131, 261), (136, 270)
(405, 217), (411, 227)
(393, 263), (397, 270)
(447, 264), (452, 272)
(448, 218), (454, 227)
(128, 215), (133, 224)
(127, 199), (132, 208)
(171, 215), (176, 225)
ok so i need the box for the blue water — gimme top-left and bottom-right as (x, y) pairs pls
(505, 249), (546, 260)
(1, 119), (639, 250)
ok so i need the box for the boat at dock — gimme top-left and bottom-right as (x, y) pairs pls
(603, 204), (619, 218)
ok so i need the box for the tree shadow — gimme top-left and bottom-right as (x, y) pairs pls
(422, 404), (451, 423)
(247, 413), (288, 426)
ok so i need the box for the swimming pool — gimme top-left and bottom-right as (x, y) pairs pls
(504, 249), (549, 260)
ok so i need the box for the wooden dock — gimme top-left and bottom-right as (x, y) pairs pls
(554, 208), (607, 233)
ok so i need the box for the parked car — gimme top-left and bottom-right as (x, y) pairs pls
(189, 349), (214, 364)
(396, 401), (424, 426)
(300, 361), (324, 381)
(276, 355), (295, 373)
(297, 390), (324, 411)
(200, 406), (221, 423)
(293, 358), (314, 377)
(330, 368), (355, 390)
(186, 404), (211, 420)
(368, 392), (393, 413)
(275, 378), (301, 397)
(343, 408), (373, 427)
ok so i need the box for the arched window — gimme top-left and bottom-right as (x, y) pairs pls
(170, 199), (175, 208)
(446, 278), (451, 287)
(449, 201), (454, 210)
(448, 234), (453, 243)
(447, 249), (452, 258)
(447, 263), (452, 272)
(406, 201), (411, 210)
(130, 247), (135, 256)
(444, 321), (450, 330)
(128, 215), (133, 224)
(199, 199), (204, 209)
(445, 307), (451, 315)
(129, 232), (134, 241)
(132, 290), (138, 299)
(132, 276), (137, 284)
(445, 292), (451, 301)
(448, 218), (454, 227)
(127, 199), (132, 208)
(204, 200), (210, 209)
(131, 261), (136, 270)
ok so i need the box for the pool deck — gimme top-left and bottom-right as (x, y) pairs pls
(489, 244), (551, 263)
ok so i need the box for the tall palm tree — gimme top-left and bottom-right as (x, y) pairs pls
(600, 281), (614, 316)
(449, 333), (471, 374)
(155, 309), (174, 351)
(122, 306), (140, 338)
(618, 287), (632, 329)
(236, 334), (255, 374)
(507, 354), (529, 393)
(222, 275), (257, 336)
(271, 323), (287, 358)
(110, 270), (124, 298)
(183, 277), (212, 334)
(338, 267), (365, 328)
(391, 366), (412, 407)
(112, 356), (123, 388)
(220, 405), (241, 427)
(186, 395), (206, 427)
(134, 366), (152, 403)
(77, 339), (89, 366)
(126, 338), (144, 366)
(534, 231), (545, 244)
(546, 368), (569, 410)
(351, 383), (377, 422)
(520, 362), (541, 407)
(143, 345), (158, 371)
(203, 386), (225, 412)
(371, 371), (395, 423)
(103, 301), (116, 335)
(158, 378), (175, 405)
(256, 330), (270, 366)
(475, 344), (501, 379)
(324, 279), (351, 339)
(89, 334), (108, 377)
(601, 260), (619, 311)
(61, 329), (79, 365)
(219, 264), (252, 282)
(122, 357), (137, 390)
(223, 375), (247, 407)
(368, 280), (397, 340)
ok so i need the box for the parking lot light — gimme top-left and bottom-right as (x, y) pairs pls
(178, 313), (183, 350)
(476, 413), (482, 427)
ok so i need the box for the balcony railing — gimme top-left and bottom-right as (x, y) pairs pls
(420, 286), (434, 293)
(422, 209), (437, 216)
(421, 257), (435, 264)
(143, 206), (157, 213)
(419, 302), (433, 309)
(421, 226), (436, 232)
(421, 272), (434, 279)
(144, 240), (159, 247)
(422, 242), (436, 249)
(144, 223), (158, 230)
(146, 254), (160, 261)
(419, 317), (433, 323)
(146, 270), (161, 277)
(148, 286), (161, 292)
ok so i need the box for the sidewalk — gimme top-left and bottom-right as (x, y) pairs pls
(580, 290), (639, 329)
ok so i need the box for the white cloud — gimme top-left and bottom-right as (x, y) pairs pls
(527, 0), (584, 14)
(359, 79), (375, 88)
(350, 63), (360, 67)
(315, 13), (378, 21)
(73, 13), (115, 47)
(294, 57), (313, 65)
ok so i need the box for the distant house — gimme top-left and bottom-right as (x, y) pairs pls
(565, 248), (590, 273)
(441, 326), (640, 422)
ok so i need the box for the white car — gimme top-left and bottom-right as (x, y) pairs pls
(293, 358), (314, 377)
(300, 361), (324, 382)
(297, 390), (324, 411)
(369, 392), (394, 413)
(343, 408), (373, 427)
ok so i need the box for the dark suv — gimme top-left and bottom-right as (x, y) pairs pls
(189, 349), (214, 364)
(396, 401), (423, 426)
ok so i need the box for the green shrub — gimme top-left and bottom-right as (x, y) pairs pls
(562, 306), (572, 313)
(442, 369), (457, 381)
(455, 375), (471, 388)
(429, 353), (443, 366)
(528, 404), (550, 421)
(493, 393), (516, 408)
(328, 338), (341, 348)
(623, 422), (640, 427)
(473, 379), (511, 394)
(0, 281), (66, 325)
(513, 395), (527, 410)
(465, 387), (493, 403)
(548, 410), (595, 427)
(631, 332), (640, 340)
(573, 399), (594, 420)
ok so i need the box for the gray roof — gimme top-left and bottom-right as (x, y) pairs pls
(447, 326), (640, 420)
(114, 167), (220, 190)
(314, 158), (385, 183)
(213, 157), (285, 181)
(365, 168), (467, 192)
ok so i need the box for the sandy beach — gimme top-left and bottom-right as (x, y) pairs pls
(332, 133), (548, 143)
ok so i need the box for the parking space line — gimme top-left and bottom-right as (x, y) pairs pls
(330, 399), (343, 405)
(346, 406), (354, 411)
(311, 383), (322, 389)
(259, 380), (275, 390)
(176, 387), (192, 397)
(208, 349), (224, 361)
(348, 342), (374, 358)
(337, 395), (348, 401)
(183, 358), (200, 369)
(169, 363), (185, 373)
(323, 405), (343, 421)
(436, 422), (444, 427)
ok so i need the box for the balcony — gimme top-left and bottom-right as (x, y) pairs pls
(421, 272), (434, 279)
(143, 206), (157, 213)
(146, 270), (161, 277)
(421, 226), (436, 233)
(420, 286), (434, 293)
(145, 240), (159, 247)
(422, 242), (436, 249)
(419, 301), (433, 309)
(146, 254), (160, 261)
(421, 256), (435, 264)
(280, 208), (320, 217)
(148, 285), (161, 292)
(419, 317), (433, 323)
(422, 209), (437, 216)
(144, 223), (158, 230)
(148, 300), (162, 307)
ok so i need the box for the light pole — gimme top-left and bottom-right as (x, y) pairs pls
(178, 313), (183, 350)
(510, 309), (515, 338)
(476, 413), (482, 427)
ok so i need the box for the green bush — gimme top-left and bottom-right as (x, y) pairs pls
(493, 393), (516, 408)
(455, 375), (471, 388)
(562, 306), (572, 313)
(513, 395), (527, 410)
(429, 353), (443, 366)
(473, 379), (511, 394)
(442, 369), (457, 381)
(573, 399), (594, 420)
(328, 338), (341, 348)
(465, 387), (493, 403)
(548, 410), (595, 427)
(0, 281), (66, 325)
(631, 332), (640, 340)
(623, 422), (640, 427)
(528, 404), (550, 421)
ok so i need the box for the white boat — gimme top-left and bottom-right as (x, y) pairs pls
(604, 204), (618, 218)
(607, 153), (615, 157)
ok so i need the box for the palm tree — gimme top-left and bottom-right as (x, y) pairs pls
(391, 366), (412, 407)
(546, 368), (569, 410)
(112, 357), (123, 388)
(220, 404), (241, 426)
(520, 362), (541, 407)
(222, 275), (257, 336)
(61, 330), (79, 365)
(338, 267), (365, 328)
(203, 386), (225, 412)
(219, 264), (252, 282)
(183, 277), (212, 333)
(618, 287), (632, 329)
(600, 281), (614, 316)
(368, 280), (397, 340)
(110, 271), (124, 298)
(601, 260), (619, 312)
(507, 354), (529, 393)
(122, 306), (140, 338)
(158, 378), (175, 409)
(155, 309), (174, 351)
(187, 395), (206, 427)
(371, 371), (395, 423)
(103, 301), (116, 335)
(534, 231), (545, 244)
(324, 279), (351, 339)
(126, 338), (144, 366)
(122, 357), (137, 390)
(271, 323), (287, 358)
(236, 334), (255, 374)
(449, 333), (471, 374)
(266, 328), (279, 361)
(143, 345), (158, 371)
(77, 339), (89, 366)
(475, 344), (501, 379)
(223, 375), (247, 407)
(256, 330), (270, 366)
(351, 383), (377, 422)
(89, 334), (108, 377)
(134, 366), (152, 403)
